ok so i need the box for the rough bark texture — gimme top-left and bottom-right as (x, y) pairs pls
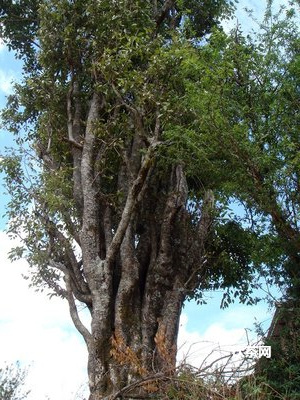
(35, 84), (215, 397)
(32, 67), (215, 395)
(1, 2), (220, 399)
(41, 85), (215, 398)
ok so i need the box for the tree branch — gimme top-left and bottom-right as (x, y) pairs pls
(37, 210), (90, 297)
(106, 142), (156, 265)
(65, 274), (92, 346)
(183, 189), (215, 291)
(155, 0), (175, 29)
(67, 78), (83, 147)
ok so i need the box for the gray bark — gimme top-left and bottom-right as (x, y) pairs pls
(34, 85), (215, 398)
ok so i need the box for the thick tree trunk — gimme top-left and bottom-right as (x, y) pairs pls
(84, 165), (190, 399)
(87, 285), (184, 400)
(81, 164), (213, 399)
(33, 85), (214, 399)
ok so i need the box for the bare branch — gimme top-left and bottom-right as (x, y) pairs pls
(106, 142), (156, 264)
(111, 83), (141, 118)
(63, 136), (83, 149)
(67, 78), (82, 146)
(102, 372), (165, 400)
(155, 0), (175, 29)
(37, 212), (89, 297)
(49, 259), (68, 273)
(65, 274), (92, 346)
(42, 269), (68, 299)
(50, 260), (92, 308)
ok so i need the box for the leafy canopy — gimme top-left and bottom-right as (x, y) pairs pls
(0, 0), (299, 308)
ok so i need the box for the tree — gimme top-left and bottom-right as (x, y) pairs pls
(0, 362), (30, 400)
(0, 0), (299, 400)
(189, 1), (300, 301)
(1, 1), (254, 399)
(174, 2), (300, 398)
(259, 303), (300, 399)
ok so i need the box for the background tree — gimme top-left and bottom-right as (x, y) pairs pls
(172, 4), (300, 396)
(173, 0), (300, 302)
(0, 362), (30, 400)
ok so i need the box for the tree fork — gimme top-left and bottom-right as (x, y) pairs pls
(84, 162), (214, 399)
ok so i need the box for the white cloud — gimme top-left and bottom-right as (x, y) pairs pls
(177, 312), (261, 379)
(0, 230), (269, 399)
(0, 69), (15, 94)
(0, 231), (89, 400)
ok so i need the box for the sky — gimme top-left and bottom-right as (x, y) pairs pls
(0, 1), (290, 399)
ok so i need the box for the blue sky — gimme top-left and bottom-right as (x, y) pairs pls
(0, 1), (289, 399)
(0, 45), (23, 227)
